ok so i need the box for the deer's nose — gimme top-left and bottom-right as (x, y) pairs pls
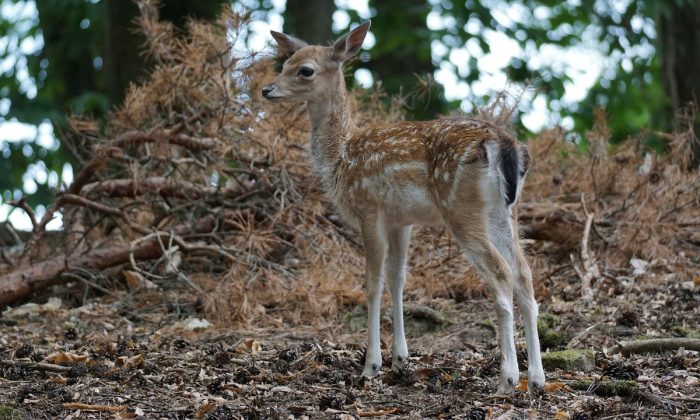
(262, 85), (275, 98)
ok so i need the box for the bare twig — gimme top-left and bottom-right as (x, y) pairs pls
(61, 271), (120, 298)
(61, 193), (125, 218)
(6, 198), (38, 231)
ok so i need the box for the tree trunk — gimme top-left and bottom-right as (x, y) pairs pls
(283, 0), (335, 45)
(103, 0), (227, 107)
(367, 0), (445, 120)
(658, 0), (700, 167)
(103, 0), (146, 107)
(34, 0), (104, 115)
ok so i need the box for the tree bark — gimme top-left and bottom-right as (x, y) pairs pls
(658, 0), (700, 167)
(283, 0), (335, 45)
(103, 0), (147, 108)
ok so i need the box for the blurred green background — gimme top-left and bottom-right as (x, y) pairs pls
(1, 0), (699, 227)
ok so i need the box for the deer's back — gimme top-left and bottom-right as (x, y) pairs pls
(332, 118), (520, 226)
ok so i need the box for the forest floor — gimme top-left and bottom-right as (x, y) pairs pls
(1, 262), (698, 419)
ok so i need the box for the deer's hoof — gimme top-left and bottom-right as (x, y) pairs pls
(496, 375), (519, 395)
(391, 352), (409, 371)
(528, 370), (545, 394)
(362, 361), (381, 378)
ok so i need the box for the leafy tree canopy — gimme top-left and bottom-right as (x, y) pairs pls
(2, 0), (698, 218)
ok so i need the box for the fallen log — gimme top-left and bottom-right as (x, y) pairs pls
(609, 338), (700, 355)
(0, 216), (216, 307)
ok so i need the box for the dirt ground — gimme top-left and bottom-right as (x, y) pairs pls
(1, 260), (698, 419)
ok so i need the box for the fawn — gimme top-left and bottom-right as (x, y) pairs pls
(263, 21), (545, 394)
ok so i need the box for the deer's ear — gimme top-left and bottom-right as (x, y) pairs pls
(332, 21), (371, 62)
(270, 30), (308, 57)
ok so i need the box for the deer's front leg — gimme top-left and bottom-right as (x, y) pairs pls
(386, 226), (411, 370)
(361, 214), (387, 378)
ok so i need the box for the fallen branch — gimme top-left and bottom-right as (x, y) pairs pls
(62, 402), (127, 412)
(1, 240), (163, 307)
(111, 129), (220, 150)
(80, 177), (217, 199)
(0, 359), (72, 373)
(569, 379), (657, 404)
(0, 216), (217, 307)
(609, 338), (700, 355)
(573, 194), (599, 302)
(61, 193), (126, 218)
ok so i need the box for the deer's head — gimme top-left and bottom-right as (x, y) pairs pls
(262, 21), (371, 102)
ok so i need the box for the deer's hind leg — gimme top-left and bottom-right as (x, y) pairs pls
(487, 209), (545, 392)
(442, 218), (519, 391)
(439, 165), (519, 394)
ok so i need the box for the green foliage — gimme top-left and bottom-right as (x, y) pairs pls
(1, 0), (107, 210)
(427, 0), (679, 141)
(336, 0), (451, 120)
(0, 139), (65, 207)
(2, 0), (698, 213)
(0, 405), (29, 420)
(327, 0), (688, 145)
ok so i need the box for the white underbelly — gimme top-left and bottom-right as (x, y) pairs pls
(381, 184), (442, 227)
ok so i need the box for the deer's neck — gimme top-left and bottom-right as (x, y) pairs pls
(306, 77), (354, 189)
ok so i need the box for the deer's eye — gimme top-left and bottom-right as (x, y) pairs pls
(298, 66), (315, 77)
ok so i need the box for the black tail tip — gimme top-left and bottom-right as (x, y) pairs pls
(501, 143), (519, 205)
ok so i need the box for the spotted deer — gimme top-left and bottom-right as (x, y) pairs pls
(262, 21), (545, 393)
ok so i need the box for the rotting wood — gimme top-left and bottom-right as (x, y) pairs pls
(609, 338), (700, 355)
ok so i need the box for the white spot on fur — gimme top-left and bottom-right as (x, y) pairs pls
(383, 161), (427, 175)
